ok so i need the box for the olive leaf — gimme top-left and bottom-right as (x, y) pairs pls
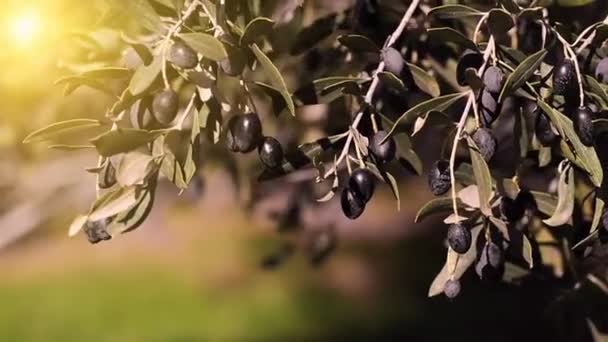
(428, 225), (483, 297)
(427, 28), (477, 50)
(91, 128), (162, 157)
(251, 44), (296, 116)
(530, 191), (558, 216)
(590, 197), (604, 234)
(88, 186), (139, 222)
(129, 55), (163, 96)
(23, 119), (103, 144)
(240, 17), (275, 47)
(55, 76), (116, 96)
(407, 63), (440, 97)
(68, 214), (89, 237)
(498, 0), (520, 14)
(338, 34), (380, 53)
(543, 166), (574, 227)
(537, 99), (603, 187)
(81, 67), (131, 79)
(458, 185), (481, 208)
(499, 49), (547, 102)
(487, 9), (514, 36)
(467, 137), (493, 216)
(290, 13), (339, 55)
(428, 4), (483, 19)
(48, 144), (96, 151)
(415, 197), (464, 223)
(584, 75), (608, 105)
(179, 33), (228, 61)
(116, 151), (157, 186)
(125, 0), (163, 32)
(107, 180), (157, 235)
(387, 92), (467, 136)
(377, 71), (407, 94)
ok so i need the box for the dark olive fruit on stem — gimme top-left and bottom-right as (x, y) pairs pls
(479, 88), (500, 127)
(348, 168), (375, 204)
(535, 112), (558, 146)
(369, 130), (396, 164)
(486, 242), (504, 269)
(258, 136), (284, 169)
(475, 243), (504, 281)
(341, 188), (365, 220)
(596, 58), (608, 84)
(382, 47), (405, 75)
(482, 66), (504, 94)
(98, 161), (117, 189)
(574, 106), (594, 146)
(428, 159), (451, 196)
(130, 97), (159, 130)
(456, 49), (484, 86)
(169, 41), (198, 69)
(220, 43), (246, 76)
(472, 128), (497, 162)
(553, 60), (575, 96)
(152, 90), (179, 125)
(229, 113), (263, 153)
(500, 196), (524, 222)
(444, 279), (461, 299)
(447, 223), (472, 254)
(84, 219), (111, 244)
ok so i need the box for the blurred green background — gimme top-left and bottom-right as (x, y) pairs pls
(0, 0), (567, 341)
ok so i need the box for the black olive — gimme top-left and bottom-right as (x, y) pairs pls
(341, 188), (365, 220)
(535, 112), (558, 146)
(369, 130), (396, 164)
(227, 113), (263, 153)
(348, 168), (375, 204)
(382, 47), (405, 75)
(482, 66), (504, 95)
(83, 219), (112, 244)
(429, 159), (451, 196)
(472, 128), (497, 162)
(169, 41), (198, 69)
(479, 87), (500, 127)
(574, 106), (594, 146)
(447, 223), (472, 254)
(486, 241), (504, 269)
(553, 60), (576, 96)
(475, 242), (505, 282)
(456, 49), (484, 86)
(444, 279), (461, 299)
(258, 136), (284, 169)
(152, 90), (179, 125)
(595, 58), (608, 84)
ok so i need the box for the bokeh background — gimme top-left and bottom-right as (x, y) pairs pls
(0, 0), (585, 341)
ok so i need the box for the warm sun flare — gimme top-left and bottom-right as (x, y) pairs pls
(8, 11), (41, 46)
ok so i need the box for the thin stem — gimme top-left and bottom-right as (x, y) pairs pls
(449, 94), (473, 218)
(323, 0), (420, 178)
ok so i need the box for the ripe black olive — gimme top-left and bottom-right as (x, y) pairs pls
(444, 279), (461, 299)
(152, 90), (179, 125)
(500, 196), (524, 222)
(348, 168), (375, 204)
(483, 66), (504, 94)
(456, 49), (484, 86)
(220, 43), (246, 77)
(428, 159), (451, 196)
(596, 58), (608, 84)
(447, 223), (472, 254)
(479, 87), (500, 127)
(382, 47), (405, 76)
(472, 128), (497, 162)
(84, 219), (112, 244)
(475, 242), (504, 282)
(369, 130), (396, 164)
(574, 106), (594, 146)
(169, 41), (198, 69)
(227, 113), (263, 153)
(341, 188), (365, 220)
(258, 136), (284, 169)
(553, 60), (576, 96)
(535, 112), (558, 146)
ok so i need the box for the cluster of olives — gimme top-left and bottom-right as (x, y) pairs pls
(552, 59), (595, 146)
(226, 113), (285, 169)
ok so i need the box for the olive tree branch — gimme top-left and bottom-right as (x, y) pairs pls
(575, 15), (608, 55)
(323, 0), (420, 178)
(160, 0), (201, 89)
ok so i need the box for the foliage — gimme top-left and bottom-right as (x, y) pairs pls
(23, 0), (608, 338)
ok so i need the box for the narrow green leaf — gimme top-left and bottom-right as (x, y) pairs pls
(407, 63), (440, 97)
(240, 17), (275, 46)
(427, 28), (477, 50)
(91, 129), (161, 157)
(251, 44), (295, 116)
(179, 33), (228, 61)
(499, 49), (547, 102)
(338, 34), (380, 52)
(129, 55), (163, 96)
(428, 4), (483, 19)
(89, 186), (139, 222)
(416, 197), (464, 223)
(543, 166), (575, 227)
(68, 214), (89, 237)
(24, 119), (102, 143)
(467, 137), (493, 216)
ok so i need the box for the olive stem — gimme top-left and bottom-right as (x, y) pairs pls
(160, 0), (201, 90)
(174, 92), (198, 130)
(575, 15), (608, 55)
(472, 13), (488, 45)
(323, 0), (420, 179)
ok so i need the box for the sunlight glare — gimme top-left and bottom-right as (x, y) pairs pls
(8, 11), (41, 47)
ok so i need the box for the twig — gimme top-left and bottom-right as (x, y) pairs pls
(323, 0), (420, 178)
